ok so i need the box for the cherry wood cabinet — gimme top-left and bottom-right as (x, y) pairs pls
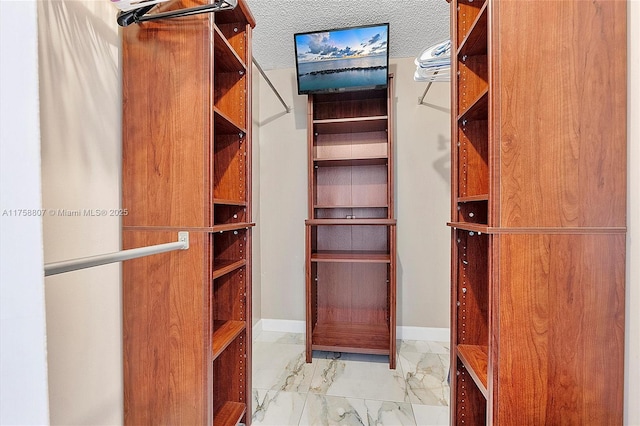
(305, 76), (397, 368)
(121, 1), (255, 424)
(447, 0), (626, 424)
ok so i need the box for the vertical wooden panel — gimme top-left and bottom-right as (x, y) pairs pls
(123, 230), (209, 425)
(122, 2), (254, 423)
(495, 234), (625, 424)
(496, 0), (626, 228)
(122, 18), (210, 228)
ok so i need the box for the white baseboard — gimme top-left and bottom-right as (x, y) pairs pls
(255, 319), (449, 342)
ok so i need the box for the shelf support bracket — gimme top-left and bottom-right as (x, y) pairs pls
(252, 57), (291, 113)
(418, 70), (439, 105)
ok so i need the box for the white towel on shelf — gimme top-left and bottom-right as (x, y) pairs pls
(414, 39), (451, 82)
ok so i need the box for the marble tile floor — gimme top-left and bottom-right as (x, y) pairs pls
(251, 331), (450, 426)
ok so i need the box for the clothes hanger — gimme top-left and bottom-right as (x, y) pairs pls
(116, 0), (237, 27)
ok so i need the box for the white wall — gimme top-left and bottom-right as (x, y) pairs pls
(38, 0), (123, 424)
(256, 57), (451, 331)
(0, 1), (50, 424)
(252, 64), (262, 327)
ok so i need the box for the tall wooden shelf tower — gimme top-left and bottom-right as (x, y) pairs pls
(305, 76), (397, 368)
(121, 1), (256, 424)
(447, 0), (627, 424)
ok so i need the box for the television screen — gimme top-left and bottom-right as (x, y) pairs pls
(294, 23), (389, 95)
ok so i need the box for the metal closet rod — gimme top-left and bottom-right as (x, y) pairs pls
(252, 57), (291, 113)
(44, 232), (190, 277)
(116, 0), (237, 27)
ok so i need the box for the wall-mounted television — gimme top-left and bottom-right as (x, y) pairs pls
(294, 23), (389, 95)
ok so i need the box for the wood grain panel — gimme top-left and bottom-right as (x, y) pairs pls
(455, 230), (489, 347)
(458, 120), (489, 198)
(316, 166), (352, 206)
(315, 131), (388, 159)
(496, 0), (626, 228)
(316, 262), (352, 324)
(214, 72), (246, 128)
(122, 20), (210, 228)
(494, 233), (625, 424)
(213, 228), (247, 264)
(458, 55), (488, 115)
(312, 91), (386, 120)
(350, 263), (388, 324)
(214, 134), (247, 203)
(123, 230), (209, 425)
(454, 359), (487, 424)
(351, 165), (388, 207)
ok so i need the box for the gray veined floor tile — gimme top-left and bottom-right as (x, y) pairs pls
(299, 394), (417, 426)
(252, 341), (316, 392)
(252, 337), (452, 425)
(252, 389), (307, 426)
(399, 352), (450, 406)
(411, 404), (450, 426)
(309, 356), (408, 403)
(399, 340), (450, 356)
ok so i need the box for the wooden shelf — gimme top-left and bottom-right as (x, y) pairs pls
(212, 259), (246, 280)
(312, 323), (390, 354)
(457, 1), (488, 57)
(458, 194), (489, 203)
(214, 198), (247, 207)
(212, 320), (246, 360)
(314, 116), (388, 134)
(214, 107), (247, 136)
(314, 156), (388, 167)
(213, 26), (246, 72)
(314, 204), (388, 209)
(213, 401), (246, 426)
(211, 222), (255, 233)
(457, 89), (488, 122)
(311, 251), (391, 263)
(447, 221), (489, 234)
(457, 344), (488, 399)
(306, 218), (396, 226)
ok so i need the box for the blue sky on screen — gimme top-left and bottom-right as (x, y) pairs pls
(296, 25), (388, 63)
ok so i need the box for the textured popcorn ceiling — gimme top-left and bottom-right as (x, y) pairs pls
(245, 0), (450, 70)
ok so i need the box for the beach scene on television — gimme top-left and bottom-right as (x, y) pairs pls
(295, 24), (388, 93)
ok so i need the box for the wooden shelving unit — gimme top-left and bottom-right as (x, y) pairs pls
(305, 76), (397, 368)
(448, 0), (627, 424)
(121, 1), (255, 424)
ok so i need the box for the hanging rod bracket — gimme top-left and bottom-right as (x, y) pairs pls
(177, 231), (190, 249)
